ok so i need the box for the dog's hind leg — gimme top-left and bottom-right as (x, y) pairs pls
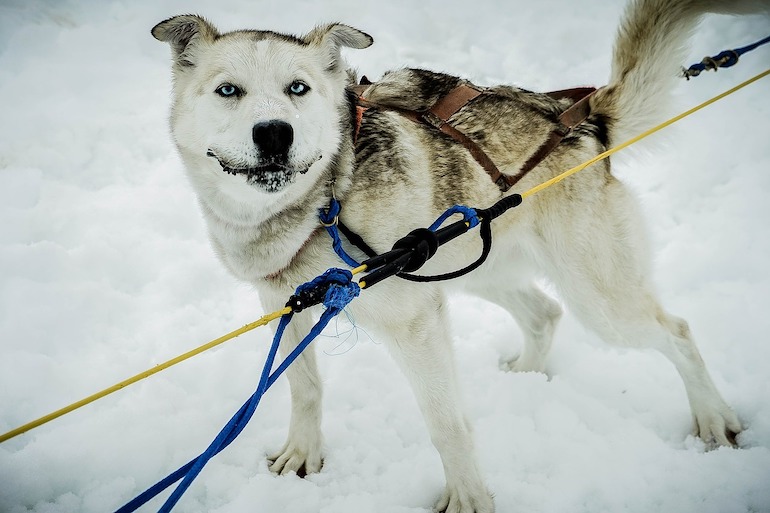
(650, 310), (743, 446)
(466, 269), (562, 373)
(569, 288), (741, 447)
(540, 181), (742, 447)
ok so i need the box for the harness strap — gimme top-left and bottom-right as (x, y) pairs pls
(546, 86), (597, 103)
(353, 105), (366, 143)
(351, 80), (596, 192)
(510, 87), (596, 185)
(422, 83), (511, 191)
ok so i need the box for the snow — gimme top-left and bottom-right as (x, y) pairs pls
(1, 0), (769, 512)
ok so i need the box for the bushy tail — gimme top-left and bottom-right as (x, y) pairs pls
(590, 0), (769, 145)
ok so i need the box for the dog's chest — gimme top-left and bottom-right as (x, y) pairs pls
(203, 208), (322, 283)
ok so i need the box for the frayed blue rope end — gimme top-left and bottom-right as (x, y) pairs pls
(324, 280), (360, 310)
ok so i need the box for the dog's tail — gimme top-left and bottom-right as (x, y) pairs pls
(591, 0), (769, 146)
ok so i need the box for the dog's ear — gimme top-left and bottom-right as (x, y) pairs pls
(304, 23), (373, 69)
(152, 15), (219, 67)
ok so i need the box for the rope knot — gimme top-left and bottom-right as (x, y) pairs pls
(683, 34), (769, 79)
(288, 268), (359, 313)
(712, 49), (740, 69)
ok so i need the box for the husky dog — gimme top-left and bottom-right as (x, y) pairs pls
(153, 1), (764, 510)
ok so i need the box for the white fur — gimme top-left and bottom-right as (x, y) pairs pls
(151, 2), (765, 511)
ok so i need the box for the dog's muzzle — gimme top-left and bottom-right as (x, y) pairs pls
(206, 120), (323, 192)
(206, 149), (321, 193)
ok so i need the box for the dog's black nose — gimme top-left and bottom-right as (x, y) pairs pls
(252, 120), (293, 158)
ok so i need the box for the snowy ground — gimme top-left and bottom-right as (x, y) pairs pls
(1, 1), (769, 512)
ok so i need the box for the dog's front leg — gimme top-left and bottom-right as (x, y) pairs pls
(380, 288), (494, 513)
(260, 289), (324, 477)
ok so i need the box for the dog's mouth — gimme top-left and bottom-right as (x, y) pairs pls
(207, 150), (316, 193)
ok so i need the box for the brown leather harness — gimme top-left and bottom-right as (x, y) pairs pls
(351, 80), (597, 192)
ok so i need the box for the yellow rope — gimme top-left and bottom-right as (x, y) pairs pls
(0, 265), (374, 443)
(1, 68), (766, 445)
(522, 68), (770, 199)
(0, 306), (292, 444)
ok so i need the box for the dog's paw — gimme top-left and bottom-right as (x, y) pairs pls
(434, 484), (494, 513)
(498, 354), (545, 374)
(692, 407), (743, 448)
(268, 440), (323, 477)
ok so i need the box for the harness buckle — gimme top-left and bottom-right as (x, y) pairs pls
(554, 122), (573, 137)
(495, 175), (512, 192)
(421, 111), (446, 129)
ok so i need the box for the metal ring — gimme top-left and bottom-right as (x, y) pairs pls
(320, 215), (339, 228)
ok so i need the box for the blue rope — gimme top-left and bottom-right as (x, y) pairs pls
(319, 198), (362, 267)
(684, 34), (770, 79)
(427, 205), (479, 232)
(322, 198), (479, 268)
(116, 269), (359, 513)
(119, 199), (478, 510)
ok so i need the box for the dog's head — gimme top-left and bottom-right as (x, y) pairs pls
(152, 16), (372, 197)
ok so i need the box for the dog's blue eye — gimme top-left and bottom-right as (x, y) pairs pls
(216, 84), (241, 97)
(288, 81), (309, 96)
